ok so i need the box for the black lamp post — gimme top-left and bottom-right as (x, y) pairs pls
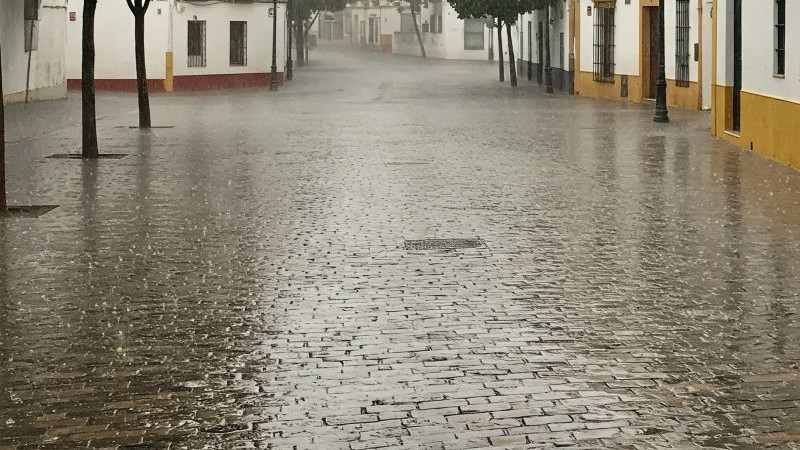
(654, 0), (669, 123)
(286, 0), (293, 81)
(270, 0), (280, 91)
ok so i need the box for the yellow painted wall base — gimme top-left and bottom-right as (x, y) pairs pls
(742, 91), (800, 170)
(667, 80), (700, 110)
(576, 72), (701, 110)
(164, 52), (174, 92)
(711, 84), (800, 171)
(575, 72), (643, 103)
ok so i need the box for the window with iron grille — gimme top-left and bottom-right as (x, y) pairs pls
(464, 19), (485, 50)
(24, 20), (38, 52)
(401, 14), (415, 33)
(675, 0), (690, 86)
(593, 6), (615, 82)
(188, 20), (207, 68)
(775, 0), (785, 76)
(230, 21), (247, 66)
(429, 14), (442, 33)
(24, 0), (39, 20)
(24, 0), (39, 52)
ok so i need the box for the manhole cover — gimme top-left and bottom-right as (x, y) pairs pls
(1, 205), (59, 218)
(404, 238), (485, 250)
(386, 161), (432, 166)
(47, 153), (128, 159)
(202, 423), (249, 434)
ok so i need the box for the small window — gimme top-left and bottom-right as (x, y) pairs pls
(230, 21), (247, 66)
(401, 14), (415, 33)
(24, 0), (39, 52)
(188, 20), (207, 68)
(775, 0), (785, 76)
(559, 32), (565, 69)
(24, 0), (39, 20)
(24, 20), (38, 52)
(593, 6), (615, 82)
(675, 0), (691, 87)
(464, 19), (485, 50)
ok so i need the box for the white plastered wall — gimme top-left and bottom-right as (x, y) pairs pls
(66, 0), (285, 81)
(1, 0), (67, 103)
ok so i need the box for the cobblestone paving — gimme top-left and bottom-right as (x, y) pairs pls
(2, 46), (800, 449)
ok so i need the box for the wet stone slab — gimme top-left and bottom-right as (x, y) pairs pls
(1, 44), (800, 449)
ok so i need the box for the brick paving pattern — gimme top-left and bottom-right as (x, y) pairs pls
(1, 46), (800, 449)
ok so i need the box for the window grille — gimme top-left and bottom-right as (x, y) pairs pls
(464, 19), (485, 50)
(230, 21), (247, 66)
(559, 32), (565, 69)
(775, 0), (785, 75)
(24, 0), (39, 20)
(593, 6), (615, 82)
(401, 14), (415, 33)
(188, 20), (207, 68)
(675, 0), (690, 86)
(24, 21), (38, 52)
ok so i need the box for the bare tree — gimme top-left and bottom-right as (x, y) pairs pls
(505, 21), (517, 87)
(410, 0), (426, 58)
(126, 0), (152, 128)
(82, 0), (99, 159)
(1, 41), (6, 209)
(497, 19), (505, 82)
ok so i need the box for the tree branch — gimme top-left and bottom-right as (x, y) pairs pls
(125, 0), (136, 15)
(304, 11), (320, 37)
(142, 0), (152, 13)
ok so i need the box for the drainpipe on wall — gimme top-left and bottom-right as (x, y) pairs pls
(165, 0), (175, 92)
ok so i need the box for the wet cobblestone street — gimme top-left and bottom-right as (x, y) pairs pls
(2, 46), (800, 449)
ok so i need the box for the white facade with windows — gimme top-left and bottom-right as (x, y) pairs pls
(65, 0), (286, 91)
(393, 1), (499, 61)
(518, 2), (573, 93)
(711, 0), (799, 170)
(341, 1), (402, 50)
(1, 0), (67, 103)
(574, 0), (705, 110)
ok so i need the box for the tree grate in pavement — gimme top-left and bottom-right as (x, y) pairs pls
(403, 238), (485, 250)
(46, 154), (129, 159)
(1, 205), (59, 218)
(386, 161), (432, 166)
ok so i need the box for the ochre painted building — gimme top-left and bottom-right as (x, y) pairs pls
(66, 0), (287, 92)
(711, 0), (799, 170)
(573, 0), (710, 111)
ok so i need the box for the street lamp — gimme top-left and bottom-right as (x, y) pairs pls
(286, 0), (293, 81)
(654, 0), (669, 122)
(270, 0), (280, 91)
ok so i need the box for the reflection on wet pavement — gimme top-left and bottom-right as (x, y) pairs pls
(1, 45), (800, 449)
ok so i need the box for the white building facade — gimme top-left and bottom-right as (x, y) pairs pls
(393, 1), (499, 61)
(65, 0), (286, 92)
(574, 0), (706, 110)
(518, 3), (574, 93)
(342, 1), (402, 52)
(711, 0), (799, 170)
(1, 0), (67, 103)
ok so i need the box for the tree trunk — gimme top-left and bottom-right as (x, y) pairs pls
(82, 0), (99, 159)
(296, 20), (305, 66)
(303, 12), (319, 64)
(506, 22), (517, 87)
(496, 19), (504, 82)
(0, 43), (6, 210)
(135, 13), (152, 128)
(544, 6), (553, 93)
(411, 3), (426, 58)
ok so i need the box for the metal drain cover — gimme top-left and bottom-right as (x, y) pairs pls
(404, 238), (485, 250)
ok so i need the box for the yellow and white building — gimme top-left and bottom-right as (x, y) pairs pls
(711, 0), (798, 170)
(573, 0), (710, 110)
